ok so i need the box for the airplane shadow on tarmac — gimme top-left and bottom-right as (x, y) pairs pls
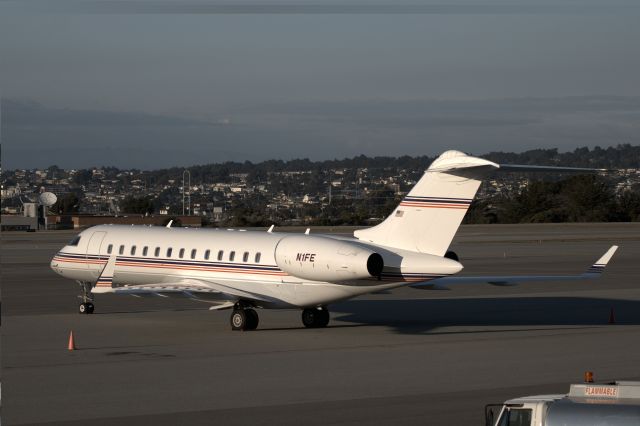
(328, 296), (640, 335)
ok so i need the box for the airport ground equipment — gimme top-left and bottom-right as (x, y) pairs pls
(485, 380), (640, 426)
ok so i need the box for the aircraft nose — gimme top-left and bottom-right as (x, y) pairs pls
(50, 252), (62, 274)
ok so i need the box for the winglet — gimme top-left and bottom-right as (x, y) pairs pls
(305, 228), (310, 235)
(584, 245), (619, 276)
(267, 224), (275, 233)
(166, 220), (173, 228)
(92, 254), (117, 293)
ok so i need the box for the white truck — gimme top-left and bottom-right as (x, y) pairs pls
(485, 381), (640, 426)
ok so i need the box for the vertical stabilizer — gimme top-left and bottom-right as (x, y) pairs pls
(354, 150), (498, 255)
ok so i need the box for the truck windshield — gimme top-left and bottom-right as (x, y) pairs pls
(497, 408), (532, 426)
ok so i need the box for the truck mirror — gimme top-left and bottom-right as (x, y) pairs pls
(484, 404), (503, 426)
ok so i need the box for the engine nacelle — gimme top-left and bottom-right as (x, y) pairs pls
(275, 235), (384, 282)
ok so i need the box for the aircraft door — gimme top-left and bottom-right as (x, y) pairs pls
(86, 231), (107, 275)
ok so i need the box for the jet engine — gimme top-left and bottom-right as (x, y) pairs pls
(274, 235), (384, 282)
(444, 251), (459, 261)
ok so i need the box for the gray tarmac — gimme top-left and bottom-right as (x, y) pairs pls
(2, 223), (640, 425)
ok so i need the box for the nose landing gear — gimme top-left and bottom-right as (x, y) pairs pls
(77, 281), (95, 315)
(79, 302), (95, 314)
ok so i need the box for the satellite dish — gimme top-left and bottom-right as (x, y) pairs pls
(38, 192), (58, 207)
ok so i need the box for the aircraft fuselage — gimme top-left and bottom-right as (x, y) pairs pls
(50, 224), (463, 308)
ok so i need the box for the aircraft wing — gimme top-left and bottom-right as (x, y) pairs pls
(410, 245), (618, 289)
(94, 276), (277, 306)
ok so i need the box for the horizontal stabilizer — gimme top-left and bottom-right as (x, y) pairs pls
(410, 245), (618, 288)
(496, 164), (607, 173)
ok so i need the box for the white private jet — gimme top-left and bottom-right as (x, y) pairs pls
(50, 150), (618, 330)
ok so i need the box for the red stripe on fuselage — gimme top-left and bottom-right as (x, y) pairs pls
(114, 260), (287, 276)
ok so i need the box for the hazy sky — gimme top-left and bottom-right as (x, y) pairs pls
(2, 1), (640, 169)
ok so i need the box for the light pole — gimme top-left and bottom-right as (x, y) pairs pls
(182, 169), (191, 216)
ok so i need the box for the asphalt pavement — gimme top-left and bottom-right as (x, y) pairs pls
(2, 223), (639, 425)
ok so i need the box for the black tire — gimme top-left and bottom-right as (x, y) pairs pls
(302, 308), (317, 328)
(245, 309), (259, 330)
(78, 303), (87, 314)
(230, 309), (247, 331)
(317, 308), (330, 328)
(86, 302), (95, 314)
(302, 308), (330, 328)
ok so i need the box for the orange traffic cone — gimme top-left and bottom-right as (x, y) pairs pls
(608, 308), (616, 325)
(68, 330), (76, 351)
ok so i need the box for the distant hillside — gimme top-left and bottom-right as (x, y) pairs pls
(482, 145), (640, 169)
(115, 144), (638, 185)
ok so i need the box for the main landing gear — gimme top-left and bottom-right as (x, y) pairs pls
(228, 304), (331, 330)
(302, 307), (330, 328)
(77, 281), (95, 315)
(230, 304), (259, 331)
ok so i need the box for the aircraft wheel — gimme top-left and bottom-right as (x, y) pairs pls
(317, 308), (330, 327)
(245, 309), (259, 330)
(78, 303), (88, 314)
(302, 308), (330, 328)
(230, 309), (248, 331)
(86, 302), (95, 314)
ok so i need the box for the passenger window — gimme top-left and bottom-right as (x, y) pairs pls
(107, 244), (113, 254)
(229, 251), (235, 261)
(204, 249), (210, 260)
(119, 245), (125, 255)
(218, 250), (224, 261)
(131, 246), (136, 255)
(179, 248), (185, 258)
(191, 249), (197, 259)
(142, 246), (148, 256)
(68, 236), (81, 246)
(243, 252), (249, 262)
(166, 248), (173, 257)
(255, 252), (261, 263)
(154, 247), (160, 257)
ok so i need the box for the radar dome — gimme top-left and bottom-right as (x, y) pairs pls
(38, 192), (58, 207)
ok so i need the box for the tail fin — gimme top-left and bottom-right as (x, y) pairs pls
(354, 150), (498, 255)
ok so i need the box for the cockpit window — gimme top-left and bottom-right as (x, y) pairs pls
(68, 236), (81, 246)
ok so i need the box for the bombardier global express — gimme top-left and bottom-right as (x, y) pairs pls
(50, 150), (618, 330)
